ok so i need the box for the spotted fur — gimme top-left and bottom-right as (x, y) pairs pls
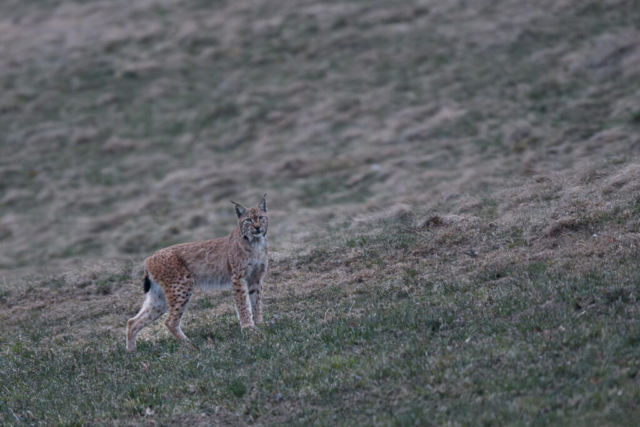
(126, 194), (269, 352)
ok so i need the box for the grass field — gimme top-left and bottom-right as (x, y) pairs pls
(2, 0), (640, 425)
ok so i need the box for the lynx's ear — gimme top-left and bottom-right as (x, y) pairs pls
(258, 193), (267, 212)
(230, 201), (247, 218)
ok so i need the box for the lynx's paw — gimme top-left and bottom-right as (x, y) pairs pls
(241, 323), (260, 335)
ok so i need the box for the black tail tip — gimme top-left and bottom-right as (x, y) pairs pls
(143, 276), (151, 293)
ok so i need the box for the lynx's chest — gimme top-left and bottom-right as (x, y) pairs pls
(244, 259), (267, 284)
(244, 241), (268, 284)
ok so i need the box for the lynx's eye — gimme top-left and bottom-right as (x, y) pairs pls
(259, 216), (266, 221)
(244, 218), (252, 223)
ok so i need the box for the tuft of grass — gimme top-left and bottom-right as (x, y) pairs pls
(227, 378), (248, 398)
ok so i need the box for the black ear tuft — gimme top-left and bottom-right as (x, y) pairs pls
(258, 193), (267, 212)
(230, 201), (247, 218)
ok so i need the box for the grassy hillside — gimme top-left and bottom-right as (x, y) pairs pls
(3, 162), (640, 425)
(2, 0), (640, 425)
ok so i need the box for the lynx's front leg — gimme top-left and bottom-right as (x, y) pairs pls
(232, 273), (254, 329)
(249, 282), (264, 325)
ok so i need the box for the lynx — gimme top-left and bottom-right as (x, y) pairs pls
(126, 194), (268, 352)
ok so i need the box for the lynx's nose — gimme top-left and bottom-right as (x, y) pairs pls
(253, 226), (262, 234)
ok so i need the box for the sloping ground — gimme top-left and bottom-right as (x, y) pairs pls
(2, 162), (640, 425)
(2, 0), (640, 424)
(1, 0), (640, 276)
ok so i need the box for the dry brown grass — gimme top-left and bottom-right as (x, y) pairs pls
(1, 0), (640, 279)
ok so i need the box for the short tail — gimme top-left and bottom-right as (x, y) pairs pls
(143, 271), (151, 293)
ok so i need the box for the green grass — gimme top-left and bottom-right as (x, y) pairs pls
(3, 217), (640, 425)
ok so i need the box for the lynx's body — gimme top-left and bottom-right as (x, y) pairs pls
(126, 195), (268, 352)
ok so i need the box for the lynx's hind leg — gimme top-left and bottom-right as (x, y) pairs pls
(162, 271), (195, 346)
(126, 277), (167, 352)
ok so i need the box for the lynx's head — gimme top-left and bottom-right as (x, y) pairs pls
(231, 194), (268, 242)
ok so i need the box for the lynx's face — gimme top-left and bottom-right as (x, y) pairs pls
(239, 207), (268, 240)
(232, 194), (268, 241)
